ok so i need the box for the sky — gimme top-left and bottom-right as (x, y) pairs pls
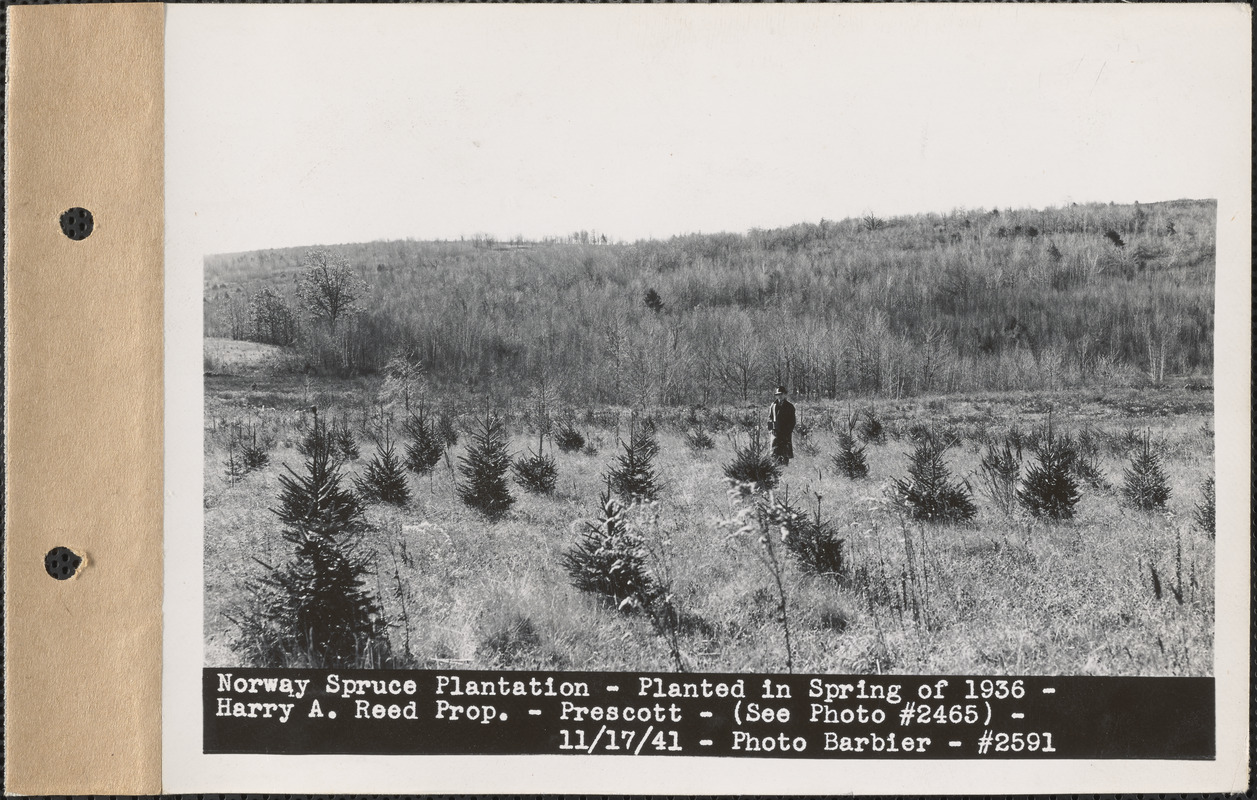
(166, 4), (1249, 255)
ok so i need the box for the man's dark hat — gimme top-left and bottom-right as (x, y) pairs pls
(775, 385), (787, 395)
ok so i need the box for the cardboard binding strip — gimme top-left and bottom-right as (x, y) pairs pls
(4, 4), (164, 794)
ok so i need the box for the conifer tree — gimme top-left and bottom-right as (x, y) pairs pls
(296, 409), (337, 462)
(723, 428), (779, 491)
(1122, 432), (1171, 511)
(513, 450), (559, 494)
(832, 429), (869, 479)
(333, 419), (360, 462)
(232, 418), (390, 667)
(1017, 427), (1080, 520)
(562, 489), (658, 608)
(356, 433), (411, 506)
(274, 419), (367, 538)
(224, 439), (246, 484)
(889, 433), (976, 522)
(776, 492), (846, 580)
(515, 383), (560, 493)
(607, 425), (662, 503)
(636, 421), (661, 458)
(403, 411), (444, 475)
(555, 423), (586, 453)
(457, 412), (515, 519)
(241, 429), (270, 472)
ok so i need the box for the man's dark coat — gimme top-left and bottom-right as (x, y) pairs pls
(768, 398), (796, 462)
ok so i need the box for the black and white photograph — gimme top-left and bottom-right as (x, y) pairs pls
(163, 4), (1249, 793)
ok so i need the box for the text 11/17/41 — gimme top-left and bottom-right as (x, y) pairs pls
(204, 669), (1213, 759)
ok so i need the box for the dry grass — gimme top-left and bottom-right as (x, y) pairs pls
(205, 379), (1213, 676)
(204, 337), (293, 374)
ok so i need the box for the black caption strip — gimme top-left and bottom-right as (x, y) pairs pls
(204, 669), (1213, 760)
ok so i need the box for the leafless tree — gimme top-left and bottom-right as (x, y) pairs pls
(298, 249), (368, 333)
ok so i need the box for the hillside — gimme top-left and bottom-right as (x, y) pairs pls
(203, 199), (1215, 405)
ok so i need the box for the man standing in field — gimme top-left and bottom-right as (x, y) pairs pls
(768, 385), (796, 466)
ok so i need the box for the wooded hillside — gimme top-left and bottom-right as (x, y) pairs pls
(204, 199), (1215, 405)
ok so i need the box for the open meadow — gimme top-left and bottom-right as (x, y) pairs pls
(202, 200), (1216, 676)
(204, 371), (1214, 676)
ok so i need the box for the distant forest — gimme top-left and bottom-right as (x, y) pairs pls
(204, 199), (1215, 405)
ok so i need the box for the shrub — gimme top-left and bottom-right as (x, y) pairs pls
(456, 412), (516, 519)
(555, 424), (586, 453)
(1018, 428), (1081, 520)
(403, 413), (444, 476)
(1122, 432), (1170, 511)
(227, 424), (271, 477)
(794, 423), (820, 457)
(513, 450), (558, 494)
(241, 435), (270, 472)
(724, 429), (780, 491)
(1006, 424), (1028, 459)
(1193, 476), (1215, 537)
(889, 433), (976, 523)
(912, 423), (962, 450)
(563, 490), (658, 609)
(1070, 427), (1108, 489)
(858, 410), (885, 444)
(832, 430), (869, 479)
(230, 421), (391, 668)
(355, 435), (411, 506)
(607, 426), (661, 503)
(978, 438), (1020, 515)
(722, 487), (796, 671)
(1071, 449), (1109, 489)
(685, 427), (715, 451)
(478, 609), (543, 665)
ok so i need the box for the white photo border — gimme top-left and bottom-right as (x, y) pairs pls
(164, 4), (1251, 793)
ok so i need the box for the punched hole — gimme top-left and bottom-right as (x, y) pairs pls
(45, 547), (83, 580)
(59, 207), (93, 241)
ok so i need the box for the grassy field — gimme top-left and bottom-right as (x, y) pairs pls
(204, 371), (1214, 676)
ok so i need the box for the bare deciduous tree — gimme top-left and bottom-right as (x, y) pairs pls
(298, 249), (368, 333)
